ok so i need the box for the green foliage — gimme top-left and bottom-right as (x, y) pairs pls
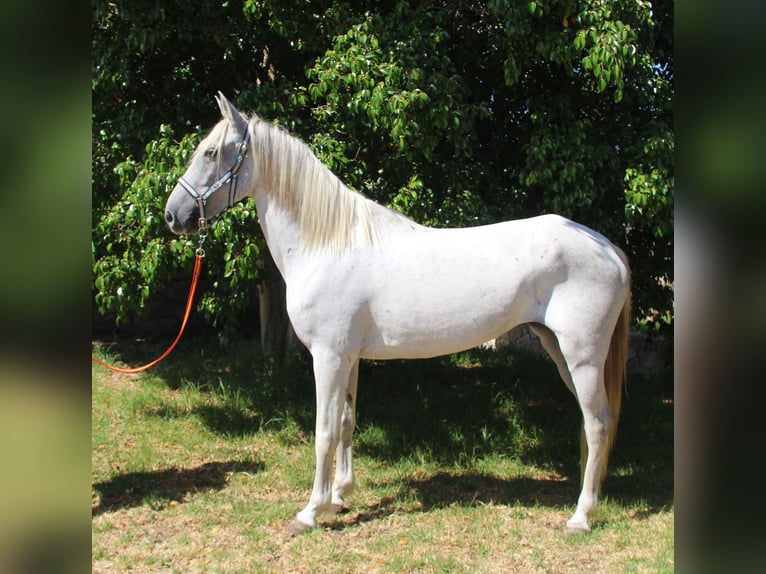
(93, 0), (673, 335)
(93, 126), (198, 320)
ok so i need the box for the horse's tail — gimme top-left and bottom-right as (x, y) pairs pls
(580, 286), (631, 486)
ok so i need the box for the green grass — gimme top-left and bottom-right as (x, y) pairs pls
(92, 336), (673, 572)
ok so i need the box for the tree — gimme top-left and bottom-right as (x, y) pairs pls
(93, 0), (673, 345)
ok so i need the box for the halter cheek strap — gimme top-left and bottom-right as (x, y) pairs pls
(178, 130), (251, 232)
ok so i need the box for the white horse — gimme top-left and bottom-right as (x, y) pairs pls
(164, 93), (631, 535)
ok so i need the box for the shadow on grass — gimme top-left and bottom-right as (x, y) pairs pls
(415, 464), (672, 512)
(329, 464), (672, 531)
(92, 459), (265, 516)
(389, 472), (577, 509)
(326, 473), (578, 531)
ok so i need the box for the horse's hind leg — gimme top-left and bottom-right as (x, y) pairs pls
(531, 324), (612, 532)
(566, 363), (611, 533)
(330, 358), (359, 513)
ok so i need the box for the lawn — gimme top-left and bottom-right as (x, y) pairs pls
(92, 335), (673, 573)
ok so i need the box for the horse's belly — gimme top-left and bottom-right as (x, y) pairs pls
(360, 287), (535, 359)
(359, 326), (509, 360)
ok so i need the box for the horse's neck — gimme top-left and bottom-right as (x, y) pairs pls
(253, 191), (305, 279)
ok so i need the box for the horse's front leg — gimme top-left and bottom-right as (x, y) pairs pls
(288, 348), (352, 535)
(330, 359), (359, 513)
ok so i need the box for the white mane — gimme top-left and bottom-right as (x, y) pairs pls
(247, 116), (399, 252)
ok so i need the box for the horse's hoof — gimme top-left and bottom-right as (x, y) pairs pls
(565, 521), (592, 535)
(286, 518), (313, 537)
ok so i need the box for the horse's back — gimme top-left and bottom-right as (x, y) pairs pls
(374, 213), (627, 294)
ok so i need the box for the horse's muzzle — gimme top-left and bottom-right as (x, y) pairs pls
(164, 206), (198, 235)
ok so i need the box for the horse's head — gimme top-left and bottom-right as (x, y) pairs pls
(164, 92), (251, 235)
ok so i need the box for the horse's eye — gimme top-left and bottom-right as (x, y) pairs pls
(204, 147), (216, 158)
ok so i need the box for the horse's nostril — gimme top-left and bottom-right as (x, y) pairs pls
(165, 210), (174, 224)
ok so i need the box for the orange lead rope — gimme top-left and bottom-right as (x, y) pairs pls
(91, 253), (204, 374)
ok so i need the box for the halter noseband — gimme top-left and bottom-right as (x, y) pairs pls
(177, 130), (251, 232)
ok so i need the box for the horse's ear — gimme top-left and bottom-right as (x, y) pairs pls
(215, 92), (248, 132)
